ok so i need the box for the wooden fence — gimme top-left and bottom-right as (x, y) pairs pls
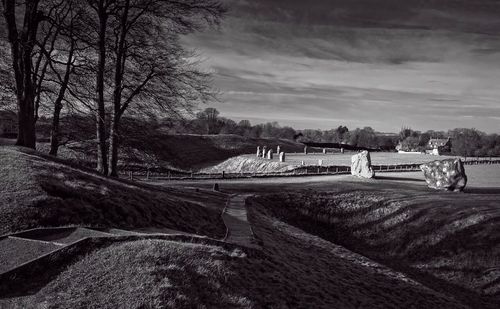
(123, 157), (500, 181)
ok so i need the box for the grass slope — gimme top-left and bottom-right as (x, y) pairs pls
(2, 238), (253, 308)
(2, 215), (469, 309)
(0, 146), (225, 238)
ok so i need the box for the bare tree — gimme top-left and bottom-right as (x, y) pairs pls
(1, 0), (83, 151)
(81, 0), (117, 174)
(104, 0), (225, 176)
(1, 0), (43, 148)
(2, 0), (225, 177)
(44, 1), (84, 156)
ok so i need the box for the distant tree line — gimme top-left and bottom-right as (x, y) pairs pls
(169, 109), (500, 156)
(398, 127), (500, 157)
(33, 107), (500, 160)
(160, 107), (298, 140)
(158, 108), (398, 149)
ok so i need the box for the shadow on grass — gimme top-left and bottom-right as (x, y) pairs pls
(374, 175), (426, 182)
(464, 187), (500, 194)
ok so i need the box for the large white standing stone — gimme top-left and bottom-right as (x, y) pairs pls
(262, 146), (267, 158)
(351, 151), (375, 178)
(256, 146), (261, 157)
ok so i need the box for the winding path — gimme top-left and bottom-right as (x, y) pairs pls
(222, 194), (259, 249)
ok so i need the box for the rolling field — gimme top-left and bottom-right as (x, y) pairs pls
(269, 152), (462, 167)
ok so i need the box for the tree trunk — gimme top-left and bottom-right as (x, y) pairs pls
(18, 91), (37, 148)
(95, 0), (108, 175)
(3, 0), (40, 149)
(49, 102), (62, 156)
(108, 116), (120, 177)
(107, 0), (129, 177)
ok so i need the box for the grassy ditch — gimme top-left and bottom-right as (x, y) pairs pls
(252, 191), (500, 308)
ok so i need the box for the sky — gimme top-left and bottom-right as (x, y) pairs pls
(182, 0), (500, 133)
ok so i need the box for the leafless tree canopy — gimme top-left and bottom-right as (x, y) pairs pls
(1, 0), (225, 176)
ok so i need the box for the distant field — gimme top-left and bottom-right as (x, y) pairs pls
(265, 152), (462, 167)
(455, 165), (500, 188)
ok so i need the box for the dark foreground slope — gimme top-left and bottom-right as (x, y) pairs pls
(254, 189), (500, 308)
(2, 209), (470, 309)
(0, 146), (225, 237)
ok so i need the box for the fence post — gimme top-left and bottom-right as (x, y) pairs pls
(146, 168), (150, 180)
(222, 171), (225, 179)
(129, 171), (133, 180)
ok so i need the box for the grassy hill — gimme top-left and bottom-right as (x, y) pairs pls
(122, 133), (305, 170)
(201, 155), (296, 174)
(34, 134), (305, 172)
(3, 231), (469, 309)
(0, 146), (226, 237)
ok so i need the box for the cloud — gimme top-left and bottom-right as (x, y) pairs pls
(182, 0), (500, 133)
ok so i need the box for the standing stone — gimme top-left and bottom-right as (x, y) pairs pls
(351, 151), (375, 178)
(420, 159), (467, 192)
(213, 183), (220, 191)
(262, 146), (267, 158)
(341, 148), (344, 154)
(256, 146), (261, 157)
(276, 145), (281, 154)
(279, 152), (285, 162)
(301, 160), (305, 166)
(318, 159), (323, 166)
(304, 146), (308, 154)
(267, 149), (273, 160)
(323, 148), (326, 154)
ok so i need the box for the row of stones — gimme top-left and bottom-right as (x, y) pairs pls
(256, 146), (285, 162)
(256, 145), (344, 163)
